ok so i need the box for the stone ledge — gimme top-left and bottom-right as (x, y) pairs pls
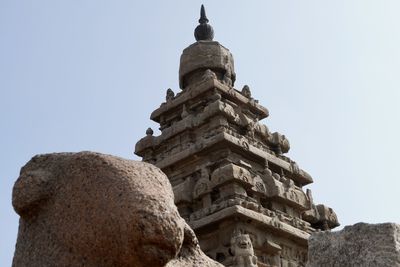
(190, 205), (310, 244)
(150, 79), (268, 122)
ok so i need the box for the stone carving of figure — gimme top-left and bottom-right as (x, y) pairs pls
(291, 161), (300, 174)
(209, 88), (221, 102)
(252, 175), (266, 194)
(231, 233), (257, 267)
(246, 119), (256, 140)
(264, 166), (272, 177)
(280, 135), (290, 153)
(193, 178), (211, 200)
(166, 88), (175, 102)
(241, 85), (252, 98)
(272, 172), (281, 181)
(284, 177), (295, 188)
(270, 132), (290, 154)
(223, 68), (233, 87)
(181, 104), (189, 118)
(202, 69), (217, 81)
(306, 189), (314, 205)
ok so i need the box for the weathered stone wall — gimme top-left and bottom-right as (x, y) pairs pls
(307, 223), (400, 267)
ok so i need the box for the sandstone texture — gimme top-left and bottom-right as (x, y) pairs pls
(307, 222), (400, 267)
(12, 151), (221, 267)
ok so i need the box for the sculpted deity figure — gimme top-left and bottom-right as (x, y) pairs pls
(166, 88), (175, 102)
(223, 68), (233, 87)
(202, 69), (217, 81)
(241, 85), (252, 98)
(231, 233), (257, 267)
(181, 104), (189, 118)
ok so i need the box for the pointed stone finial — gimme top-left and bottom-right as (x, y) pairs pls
(199, 4), (209, 23)
(194, 5), (214, 41)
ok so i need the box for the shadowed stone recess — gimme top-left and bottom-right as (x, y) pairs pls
(307, 223), (400, 267)
(12, 151), (222, 267)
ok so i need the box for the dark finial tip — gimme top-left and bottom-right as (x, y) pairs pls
(199, 4), (209, 23)
(194, 5), (214, 41)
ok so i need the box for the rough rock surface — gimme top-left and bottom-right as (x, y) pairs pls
(166, 224), (223, 267)
(307, 222), (400, 267)
(12, 151), (222, 267)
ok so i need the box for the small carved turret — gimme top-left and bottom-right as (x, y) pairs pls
(242, 85), (252, 98)
(166, 88), (175, 102)
(145, 127), (153, 136)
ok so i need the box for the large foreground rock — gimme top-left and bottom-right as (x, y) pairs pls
(12, 151), (222, 267)
(166, 225), (224, 267)
(307, 222), (400, 267)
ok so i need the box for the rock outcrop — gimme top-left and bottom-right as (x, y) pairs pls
(166, 224), (222, 267)
(307, 222), (400, 267)
(12, 151), (221, 267)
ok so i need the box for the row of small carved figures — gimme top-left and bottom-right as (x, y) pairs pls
(188, 197), (314, 233)
(144, 122), (292, 168)
(212, 231), (307, 266)
(221, 124), (290, 156)
(165, 83), (254, 104)
(148, 101), (291, 159)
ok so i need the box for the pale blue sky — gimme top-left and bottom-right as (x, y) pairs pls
(1, 1), (399, 265)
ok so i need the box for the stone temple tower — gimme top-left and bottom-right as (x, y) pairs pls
(135, 5), (339, 267)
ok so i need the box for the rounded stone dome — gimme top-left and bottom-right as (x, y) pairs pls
(179, 41), (236, 89)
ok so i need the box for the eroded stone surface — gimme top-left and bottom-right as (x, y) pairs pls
(307, 223), (400, 267)
(12, 151), (221, 267)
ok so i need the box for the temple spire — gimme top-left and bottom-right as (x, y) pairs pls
(194, 5), (214, 41)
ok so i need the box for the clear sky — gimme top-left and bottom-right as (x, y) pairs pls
(1, 1), (399, 265)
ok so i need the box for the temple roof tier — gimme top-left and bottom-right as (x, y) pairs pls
(151, 79), (268, 122)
